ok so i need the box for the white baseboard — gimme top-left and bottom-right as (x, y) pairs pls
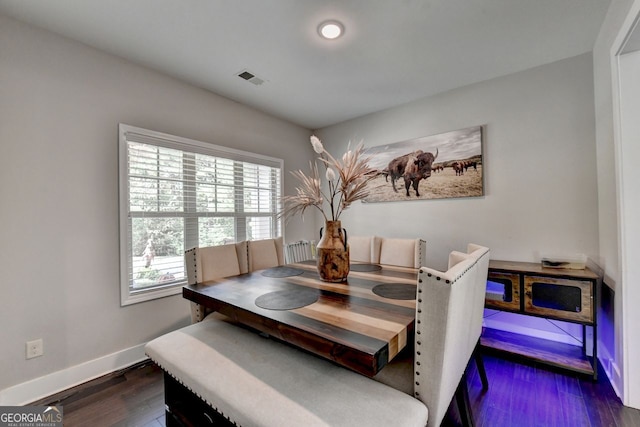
(597, 341), (623, 399)
(0, 343), (148, 406)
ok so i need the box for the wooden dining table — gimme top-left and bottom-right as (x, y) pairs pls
(182, 260), (418, 377)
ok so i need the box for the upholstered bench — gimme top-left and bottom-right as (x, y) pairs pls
(145, 315), (428, 427)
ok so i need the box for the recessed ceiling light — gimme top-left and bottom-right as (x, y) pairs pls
(318, 20), (344, 40)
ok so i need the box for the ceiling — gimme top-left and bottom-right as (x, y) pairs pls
(622, 19), (640, 54)
(0, 0), (611, 129)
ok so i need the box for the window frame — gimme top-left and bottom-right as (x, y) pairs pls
(118, 124), (283, 306)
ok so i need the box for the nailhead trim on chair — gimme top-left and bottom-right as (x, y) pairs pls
(421, 252), (487, 285)
(415, 269), (424, 398)
(186, 248), (198, 283)
(243, 241), (250, 268)
(186, 247), (209, 322)
(417, 239), (426, 268)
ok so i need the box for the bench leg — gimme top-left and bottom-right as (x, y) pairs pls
(474, 343), (489, 391)
(455, 371), (474, 427)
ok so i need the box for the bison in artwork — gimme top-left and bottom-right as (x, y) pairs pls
(465, 161), (477, 172)
(385, 150), (422, 187)
(386, 149), (438, 197)
(452, 162), (464, 176)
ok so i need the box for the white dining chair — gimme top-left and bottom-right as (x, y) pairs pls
(374, 243), (490, 427)
(185, 242), (247, 323)
(349, 235), (381, 264)
(247, 237), (285, 271)
(284, 240), (316, 263)
(379, 237), (426, 268)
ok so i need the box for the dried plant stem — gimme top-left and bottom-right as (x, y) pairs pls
(280, 136), (376, 222)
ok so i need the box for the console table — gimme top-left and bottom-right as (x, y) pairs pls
(481, 260), (600, 379)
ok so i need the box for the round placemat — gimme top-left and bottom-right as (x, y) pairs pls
(261, 266), (305, 278)
(350, 263), (382, 272)
(255, 289), (320, 310)
(372, 283), (416, 300)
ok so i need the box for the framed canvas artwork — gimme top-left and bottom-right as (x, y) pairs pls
(363, 125), (484, 202)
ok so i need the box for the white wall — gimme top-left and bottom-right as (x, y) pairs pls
(593, 0), (634, 290)
(317, 53), (599, 272)
(0, 14), (313, 399)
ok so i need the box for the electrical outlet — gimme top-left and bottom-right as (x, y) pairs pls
(26, 339), (43, 359)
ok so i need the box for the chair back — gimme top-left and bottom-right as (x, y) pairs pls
(184, 242), (246, 323)
(379, 238), (426, 268)
(247, 237), (285, 271)
(349, 235), (381, 264)
(185, 243), (245, 285)
(284, 240), (316, 263)
(466, 243), (491, 353)
(413, 244), (489, 427)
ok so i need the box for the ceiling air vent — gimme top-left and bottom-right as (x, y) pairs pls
(237, 70), (264, 86)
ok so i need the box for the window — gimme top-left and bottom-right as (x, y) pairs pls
(119, 124), (282, 305)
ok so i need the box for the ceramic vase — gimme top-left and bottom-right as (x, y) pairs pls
(316, 220), (349, 282)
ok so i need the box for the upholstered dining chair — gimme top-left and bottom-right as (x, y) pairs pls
(379, 237), (427, 268)
(374, 244), (490, 427)
(349, 235), (381, 263)
(247, 237), (285, 271)
(185, 242), (248, 323)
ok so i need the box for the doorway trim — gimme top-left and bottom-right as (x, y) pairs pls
(610, 0), (640, 408)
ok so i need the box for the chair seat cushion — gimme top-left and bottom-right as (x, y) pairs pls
(373, 347), (414, 395)
(145, 316), (428, 427)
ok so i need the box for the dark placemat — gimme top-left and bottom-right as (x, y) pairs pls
(350, 263), (382, 272)
(372, 283), (417, 300)
(255, 289), (320, 310)
(261, 266), (305, 278)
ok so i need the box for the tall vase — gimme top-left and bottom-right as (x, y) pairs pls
(317, 220), (350, 282)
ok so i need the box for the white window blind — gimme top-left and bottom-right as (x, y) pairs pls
(119, 124), (282, 305)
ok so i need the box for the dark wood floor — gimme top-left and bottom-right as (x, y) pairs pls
(33, 361), (166, 427)
(34, 354), (640, 427)
(456, 354), (640, 427)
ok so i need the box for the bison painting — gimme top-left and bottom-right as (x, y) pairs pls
(386, 149), (438, 197)
(362, 125), (483, 202)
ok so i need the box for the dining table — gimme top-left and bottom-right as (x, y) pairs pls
(182, 260), (418, 377)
